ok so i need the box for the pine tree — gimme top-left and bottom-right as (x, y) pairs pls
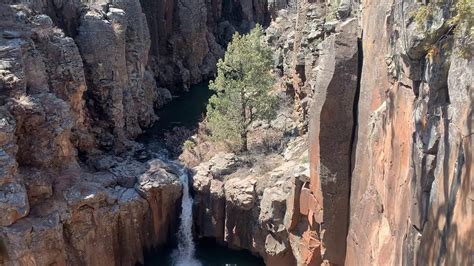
(206, 25), (277, 151)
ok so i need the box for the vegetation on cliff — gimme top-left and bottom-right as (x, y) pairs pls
(412, 0), (473, 58)
(205, 25), (277, 151)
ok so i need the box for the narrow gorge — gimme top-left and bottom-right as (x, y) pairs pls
(0, 0), (472, 266)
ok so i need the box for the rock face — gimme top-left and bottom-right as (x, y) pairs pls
(140, 0), (271, 90)
(1, 0), (472, 265)
(0, 0), (274, 264)
(192, 1), (472, 265)
(304, 16), (359, 265)
(279, 0), (472, 265)
(75, 0), (158, 147)
(0, 163), (181, 265)
(346, 1), (472, 265)
(0, 1), (182, 265)
(192, 141), (309, 265)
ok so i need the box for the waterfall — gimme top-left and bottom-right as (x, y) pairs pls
(172, 167), (201, 266)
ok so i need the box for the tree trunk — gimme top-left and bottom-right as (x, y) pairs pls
(240, 131), (248, 152)
(240, 81), (248, 152)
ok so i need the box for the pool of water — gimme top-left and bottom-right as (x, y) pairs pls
(143, 239), (265, 266)
(138, 84), (263, 265)
(139, 82), (214, 143)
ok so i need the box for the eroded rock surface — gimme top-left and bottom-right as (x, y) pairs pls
(192, 138), (309, 265)
(0, 1), (181, 265)
(141, 0), (271, 90)
(192, 1), (472, 265)
(346, 1), (472, 265)
(1, 0), (472, 265)
(0, 157), (181, 265)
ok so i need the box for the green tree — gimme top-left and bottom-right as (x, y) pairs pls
(206, 25), (277, 151)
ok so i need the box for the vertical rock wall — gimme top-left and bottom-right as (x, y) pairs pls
(305, 18), (359, 265)
(346, 0), (472, 265)
(0, 1), (182, 265)
(251, 0), (472, 265)
(140, 0), (270, 90)
(291, 0), (472, 265)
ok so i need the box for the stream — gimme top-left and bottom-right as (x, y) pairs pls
(141, 83), (264, 266)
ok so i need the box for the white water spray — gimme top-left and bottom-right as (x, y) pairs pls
(172, 167), (201, 266)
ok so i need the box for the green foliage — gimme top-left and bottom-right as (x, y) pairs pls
(411, 0), (473, 59)
(183, 139), (195, 150)
(206, 25), (277, 151)
(325, 0), (341, 21)
(451, 0), (474, 58)
(412, 4), (435, 31)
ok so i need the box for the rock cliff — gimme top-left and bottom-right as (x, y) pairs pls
(141, 0), (271, 90)
(0, 0), (472, 265)
(190, 0), (472, 265)
(0, 1), (181, 265)
(0, 0), (275, 264)
(346, 1), (472, 265)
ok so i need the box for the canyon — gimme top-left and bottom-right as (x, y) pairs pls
(0, 0), (472, 266)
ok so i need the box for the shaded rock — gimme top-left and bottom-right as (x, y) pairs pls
(0, 108), (29, 227)
(0, 213), (67, 265)
(304, 17), (359, 265)
(141, 0), (269, 90)
(337, 0), (352, 19)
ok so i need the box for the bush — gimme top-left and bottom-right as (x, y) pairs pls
(183, 140), (196, 150)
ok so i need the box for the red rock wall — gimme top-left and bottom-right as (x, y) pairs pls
(302, 0), (473, 265)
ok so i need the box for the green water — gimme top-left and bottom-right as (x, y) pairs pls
(140, 82), (214, 143)
(143, 239), (264, 266)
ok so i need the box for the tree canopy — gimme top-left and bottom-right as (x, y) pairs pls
(206, 25), (277, 151)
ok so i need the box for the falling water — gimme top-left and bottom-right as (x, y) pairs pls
(172, 167), (201, 266)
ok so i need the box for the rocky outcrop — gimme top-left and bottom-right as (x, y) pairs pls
(0, 110), (29, 227)
(276, 0), (472, 265)
(192, 138), (309, 265)
(262, 2), (361, 264)
(303, 16), (359, 265)
(0, 1), (182, 265)
(75, 0), (158, 148)
(0, 158), (182, 265)
(192, 1), (472, 265)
